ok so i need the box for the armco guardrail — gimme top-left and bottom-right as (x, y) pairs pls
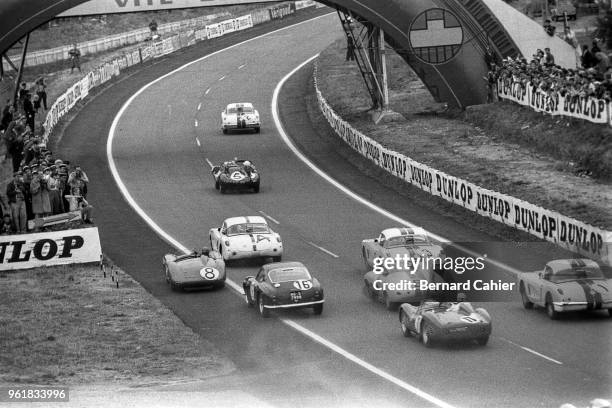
(313, 61), (612, 266)
(2, 12), (229, 71)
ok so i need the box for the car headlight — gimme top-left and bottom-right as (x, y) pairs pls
(225, 240), (230, 246)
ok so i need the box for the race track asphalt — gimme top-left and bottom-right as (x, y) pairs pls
(56, 9), (611, 408)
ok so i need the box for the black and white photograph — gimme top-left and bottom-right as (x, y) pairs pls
(0, 0), (610, 407)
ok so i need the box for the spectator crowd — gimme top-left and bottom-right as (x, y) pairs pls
(487, 41), (612, 103)
(0, 79), (93, 235)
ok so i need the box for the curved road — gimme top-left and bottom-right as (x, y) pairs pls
(58, 11), (610, 408)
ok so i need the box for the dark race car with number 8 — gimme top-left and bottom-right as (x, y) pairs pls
(243, 261), (324, 317)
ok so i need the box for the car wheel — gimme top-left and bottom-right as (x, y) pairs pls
(258, 294), (270, 318)
(607, 309), (612, 318)
(164, 266), (170, 283)
(255, 127), (260, 134)
(384, 292), (397, 311)
(272, 255), (282, 262)
(476, 336), (489, 346)
(215, 181), (219, 190)
(421, 322), (434, 348)
(253, 184), (260, 193)
(219, 183), (226, 194)
(214, 281), (225, 290)
(400, 311), (411, 337)
(222, 128), (228, 134)
(313, 303), (323, 315)
(520, 282), (533, 309)
(545, 294), (558, 320)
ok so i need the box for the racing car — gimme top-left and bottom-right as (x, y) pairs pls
(211, 159), (260, 193)
(361, 227), (444, 270)
(209, 216), (282, 262)
(364, 262), (440, 310)
(163, 247), (226, 291)
(399, 296), (492, 347)
(221, 102), (260, 134)
(517, 258), (612, 319)
(243, 261), (324, 317)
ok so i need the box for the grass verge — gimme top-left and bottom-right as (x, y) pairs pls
(316, 39), (612, 230)
(0, 262), (234, 385)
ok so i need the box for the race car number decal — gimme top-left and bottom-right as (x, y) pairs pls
(200, 267), (220, 280)
(293, 280), (312, 290)
(230, 171), (245, 181)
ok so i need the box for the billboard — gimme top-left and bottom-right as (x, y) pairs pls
(59, 0), (281, 17)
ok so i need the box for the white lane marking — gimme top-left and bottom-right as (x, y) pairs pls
(238, 64), (246, 69)
(272, 56), (563, 367)
(197, 102), (202, 110)
(205, 88), (211, 95)
(107, 13), (456, 408)
(500, 337), (563, 365)
(280, 319), (455, 408)
(218, 76), (226, 81)
(258, 210), (280, 225)
(205, 158), (214, 169)
(195, 119), (198, 127)
(196, 138), (201, 147)
(271, 55), (522, 277)
(307, 241), (339, 258)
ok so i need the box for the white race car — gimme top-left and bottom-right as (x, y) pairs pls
(209, 216), (282, 262)
(221, 102), (260, 134)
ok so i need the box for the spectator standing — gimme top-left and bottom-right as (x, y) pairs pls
(47, 167), (64, 215)
(581, 44), (596, 68)
(68, 165), (89, 198)
(6, 121), (25, 173)
(345, 36), (355, 61)
(21, 165), (33, 221)
(1, 100), (14, 131)
(77, 196), (93, 223)
(69, 44), (81, 73)
(35, 77), (48, 111)
(6, 171), (27, 233)
(30, 169), (51, 219)
(17, 82), (28, 112)
(544, 48), (555, 66)
(22, 93), (35, 132)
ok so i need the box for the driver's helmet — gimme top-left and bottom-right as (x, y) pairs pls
(243, 160), (252, 169)
(201, 246), (211, 257)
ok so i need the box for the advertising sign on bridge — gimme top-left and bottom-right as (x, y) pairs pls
(59, 0), (279, 17)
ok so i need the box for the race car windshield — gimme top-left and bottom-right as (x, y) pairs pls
(226, 223), (270, 235)
(227, 106), (253, 114)
(385, 235), (430, 248)
(268, 267), (311, 283)
(227, 166), (245, 174)
(552, 267), (604, 282)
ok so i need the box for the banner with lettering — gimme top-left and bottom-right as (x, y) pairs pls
(0, 227), (102, 271)
(318, 68), (612, 265)
(497, 78), (610, 125)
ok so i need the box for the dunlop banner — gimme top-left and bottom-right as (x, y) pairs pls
(319, 71), (612, 264)
(497, 78), (609, 125)
(0, 227), (102, 271)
